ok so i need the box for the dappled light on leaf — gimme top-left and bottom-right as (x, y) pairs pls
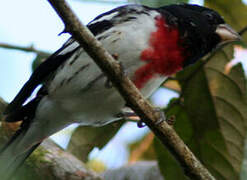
(155, 44), (247, 180)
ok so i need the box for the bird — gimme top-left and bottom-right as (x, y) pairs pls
(0, 3), (240, 179)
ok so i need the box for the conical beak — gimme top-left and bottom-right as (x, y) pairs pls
(216, 24), (242, 42)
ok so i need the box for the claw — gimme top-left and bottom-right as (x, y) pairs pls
(153, 107), (166, 125)
(153, 108), (176, 126)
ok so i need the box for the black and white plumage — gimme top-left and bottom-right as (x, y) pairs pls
(0, 4), (240, 179)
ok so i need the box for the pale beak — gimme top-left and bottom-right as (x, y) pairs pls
(216, 24), (242, 42)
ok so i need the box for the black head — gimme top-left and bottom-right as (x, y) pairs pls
(158, 4), (240, 66)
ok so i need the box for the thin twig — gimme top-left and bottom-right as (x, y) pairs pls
(0, 42), (50, 56)
(47, 0), (215, 179)
(239, 25), (247, 36)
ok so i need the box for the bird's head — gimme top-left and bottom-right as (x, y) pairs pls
(131, 4), (241, 89)
(160, 4), (241, 66)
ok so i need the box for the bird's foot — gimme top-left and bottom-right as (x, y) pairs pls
(153, 107), (166, 125)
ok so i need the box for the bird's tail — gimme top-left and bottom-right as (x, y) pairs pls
(0, 95), (43, 179)
(0, 125), (40, 180)
(0, 95), (69, 179)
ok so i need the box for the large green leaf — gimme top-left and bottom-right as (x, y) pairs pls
(155, 44), (247, 179)
(67, 121), (123, 162)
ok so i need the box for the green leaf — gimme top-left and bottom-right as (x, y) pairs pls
(155, 44), (247, 179)
(154, 102), (192, 180)
(67, 121), (123, 162)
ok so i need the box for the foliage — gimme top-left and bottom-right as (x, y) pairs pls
(68, 121), (123, 162)
(128, 44), (247, 180)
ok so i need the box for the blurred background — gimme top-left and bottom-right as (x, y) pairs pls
(0, 0), (247, 177)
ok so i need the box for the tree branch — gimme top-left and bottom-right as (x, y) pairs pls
(0, 42), (50, 56)
(102, 161), (164, 180)
(46, 0), (215, 179)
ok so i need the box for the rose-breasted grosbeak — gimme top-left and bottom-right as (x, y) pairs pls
(0, 3), (240, 179)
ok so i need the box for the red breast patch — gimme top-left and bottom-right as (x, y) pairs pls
(133, 16), (185, 89)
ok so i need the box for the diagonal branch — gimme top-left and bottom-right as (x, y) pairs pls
(46, 0), (215, 179)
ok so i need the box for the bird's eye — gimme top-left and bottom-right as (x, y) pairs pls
(202, 11), (216, 24)
(204, 12), (214, 21)
(202, 10), (225, 25)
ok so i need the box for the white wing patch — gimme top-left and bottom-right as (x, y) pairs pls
(59, 41), (80, 55)
(88, 11), (119, 25)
